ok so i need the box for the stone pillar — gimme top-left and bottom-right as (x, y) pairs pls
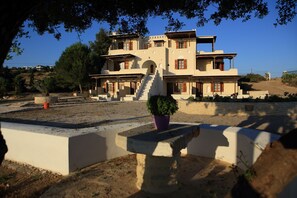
(136, 153), (180, 193)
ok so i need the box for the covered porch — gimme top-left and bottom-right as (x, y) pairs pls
(163, 75), (241, 99)
(89, 73), (144, 101)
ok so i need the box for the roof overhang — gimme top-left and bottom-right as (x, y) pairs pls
(165, 30), (196, 39)
(163, 74), (240, 81)
(109, 33), (139, 39)
(90, 73), (144, 79)
(163, 75), (192, 80)
(197, 36), (217, 43)
(197, 53), (237, 59)
(192, 75), (241, 81)
(101, 54), (135, 60)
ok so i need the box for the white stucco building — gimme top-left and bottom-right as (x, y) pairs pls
(90, 30), (242, 101)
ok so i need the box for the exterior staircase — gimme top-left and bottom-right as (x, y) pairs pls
(136, 73), (156, 100)
(122, 72), (157, 101)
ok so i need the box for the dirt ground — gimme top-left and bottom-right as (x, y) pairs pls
(1, 100), (296, 134)
(0, 99), (296, 197)
(244, 78), (297, 96)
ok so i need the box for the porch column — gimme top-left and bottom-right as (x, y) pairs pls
(212, 40), (215, 52)
(189, 77), (192, 95)
(213, 57), (216, 69)
(232, 58), (235, 68)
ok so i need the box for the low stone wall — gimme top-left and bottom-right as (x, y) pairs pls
(179, 123), (279, 170)
(34, 96), (58, 104)
(1, 122), (143, 175)
(247, 90), (269, 99)
(178, 100), (297, 117)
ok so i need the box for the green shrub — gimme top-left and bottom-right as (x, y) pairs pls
(213, 94), (232, 102)
(13, 75), (26, 95)
(282, 73), (297, 87)
(187, 96), (195, 101)
(147, 95), (179, 116)
(239, 73), (266, 83)
(0, 77), (8, 97)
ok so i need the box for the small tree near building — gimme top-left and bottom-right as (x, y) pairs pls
(55, 43), (91, 93)
(89, 28), (111, 73)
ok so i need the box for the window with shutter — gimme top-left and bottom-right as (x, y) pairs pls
(212, 82), (224, 92)
(129, 41), (133, 50)
(168, 40), (172, 48)
(124, 61), (129, 69)
(176, 40), (186, 49)
(182, 83), (187, 92)
(220, 82), (224, 92)
(176, 59), (187, 69)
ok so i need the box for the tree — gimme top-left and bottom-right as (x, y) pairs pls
(0, 77), (8, 98)
(55, 43), (91, 93)
(13, 75), (26, 95)
(1, 0), (297, 68)
(89, 28), (112, 73)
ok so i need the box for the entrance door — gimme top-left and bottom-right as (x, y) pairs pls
(167, 82), (173, 96)
(196, 82), (203, 97)
(130, 82), (136, 94)
(150, 64), (155, 74)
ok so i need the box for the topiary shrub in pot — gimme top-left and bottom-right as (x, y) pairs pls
(146, 95), (179, 130)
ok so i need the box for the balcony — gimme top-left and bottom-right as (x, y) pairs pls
(194, 68), (239, 76)
(102, 68), (148, 75)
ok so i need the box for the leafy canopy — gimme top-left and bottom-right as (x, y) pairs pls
(55, 43), (91, 93)
(1, 0), (296, 66)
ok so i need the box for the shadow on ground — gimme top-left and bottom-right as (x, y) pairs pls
(41, 155), (240, 198)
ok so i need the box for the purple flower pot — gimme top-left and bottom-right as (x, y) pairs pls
(153, 115), (170, 130)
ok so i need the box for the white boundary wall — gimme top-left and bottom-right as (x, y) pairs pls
(1, 121), (296, 197)
(179, 123), (280, 170)
(1, 122), (143, 175)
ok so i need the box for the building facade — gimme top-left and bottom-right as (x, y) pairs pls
(90, 30), (242, 101)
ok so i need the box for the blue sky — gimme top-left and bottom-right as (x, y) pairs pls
(4, 3), (297, 77)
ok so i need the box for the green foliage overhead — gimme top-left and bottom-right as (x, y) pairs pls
(147, 95), (179, 116)
(1, 0), (297, 67)
(55, 42), (91, 93)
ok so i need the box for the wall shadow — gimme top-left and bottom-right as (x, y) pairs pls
(187, 124), (229, 158)
(68, 133), (107, 172)
(210, 101), (291, 194)
(125, 123), (231, 197)
(0, 115), (150, 129)
(237, 115), (296, 134)
(128, 155), (240, 198)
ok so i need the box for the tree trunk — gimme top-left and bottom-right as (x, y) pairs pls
(227, 129), (297, 198)
(79, 83), (83, 94)
(0, 130), (8, 165)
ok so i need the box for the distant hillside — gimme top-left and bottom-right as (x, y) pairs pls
(243, 78), (297, 96)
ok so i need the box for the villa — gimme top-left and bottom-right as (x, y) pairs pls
(90, 30), (242, 101)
